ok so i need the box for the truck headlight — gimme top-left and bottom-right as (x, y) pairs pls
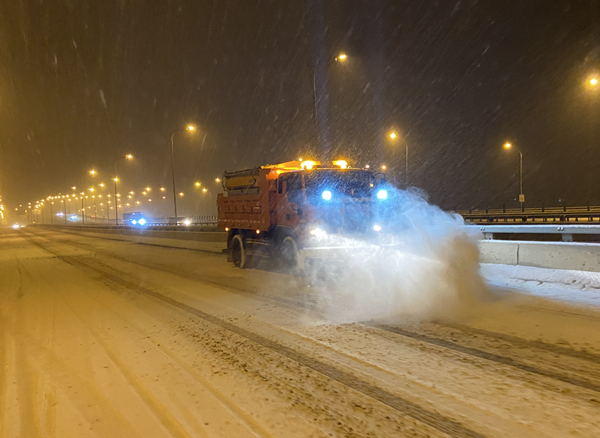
(377, 189), (388, 200)
(310, 227), (327, 237)
(322, 190), (332, 201)
(373, 224), (382, 232)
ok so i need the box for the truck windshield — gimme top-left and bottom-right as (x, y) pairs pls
(304, 170), (375, 199)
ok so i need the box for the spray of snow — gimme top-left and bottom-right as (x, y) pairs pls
(307, 188), (489, 324)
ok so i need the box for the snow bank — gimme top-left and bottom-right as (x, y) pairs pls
(482, 263), (600, 306)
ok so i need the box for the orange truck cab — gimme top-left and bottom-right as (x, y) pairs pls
(217, 160), (388, 271)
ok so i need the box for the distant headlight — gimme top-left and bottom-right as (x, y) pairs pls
(183, 219), (191, 226)
(373, 224), (382, 232)
(12, 224), (19, 229)
(322, 190), (332, 201)
(138, 218), (147, 226)
(377, 189), (388, 200)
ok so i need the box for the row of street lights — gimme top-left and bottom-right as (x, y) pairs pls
(27, 122), (221, 224)
(29, 124), (197, 225)
(383, 131), (526, 209)
(18, 65), (600, 220)
(29, 177), (220, 225)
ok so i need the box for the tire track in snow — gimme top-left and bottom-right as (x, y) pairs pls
(438, 324), (600, 364)
(14, 258), (43, 437)
(373, 324), (600, 394)
(44, 260), (277, 438)
(26, 230), (485, 438)
(40, 230), (600, 396)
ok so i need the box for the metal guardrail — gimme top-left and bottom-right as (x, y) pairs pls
(458, 206), (600, 224)
(476, 224), (600, 242)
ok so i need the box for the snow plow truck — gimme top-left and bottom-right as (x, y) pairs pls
(217, 159), (393, 274)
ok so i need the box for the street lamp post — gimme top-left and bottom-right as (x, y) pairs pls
(114, 154), (133, 225)
(97, 183), (107, 223)
(80, 169), (97, 225)
(80, 192), (85, 223)
(503, 142), (524, 211)
(170, 125), (195, 224)
(310, 52), (348, 162)
(388, 131), (409, 187)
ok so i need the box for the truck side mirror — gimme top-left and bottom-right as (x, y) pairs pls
(374, 173), (387, 185)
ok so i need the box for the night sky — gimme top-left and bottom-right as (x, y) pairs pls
(1, 0), (599, 216)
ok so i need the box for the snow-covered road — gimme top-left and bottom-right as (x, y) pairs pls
(2, 227), (600, 437)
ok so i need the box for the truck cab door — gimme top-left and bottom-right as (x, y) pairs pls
(276, 174), (303, 228)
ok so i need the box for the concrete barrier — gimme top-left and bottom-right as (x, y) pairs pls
(518, 242), (600, 272)
(479, 240), (600, 273)
(42, 225), (227, 254)
(478, 241), (519, 265)
(41, 225), (600, 273)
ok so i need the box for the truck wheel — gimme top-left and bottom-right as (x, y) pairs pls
(278, 235), (301, 275)
(231, 234), (247, 269)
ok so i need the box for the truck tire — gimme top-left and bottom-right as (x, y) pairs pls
(277, 235), (302, 276)
(231, 234), (247, 269)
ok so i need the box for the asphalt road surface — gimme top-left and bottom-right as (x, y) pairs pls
(2, 227), (600, 437)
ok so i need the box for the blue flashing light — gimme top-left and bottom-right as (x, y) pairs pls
(322, 190), (332, 201)
(69, 215), (78, 221)
(131, 219), (137, 225)
(377, 189), (388, 200)
(138, 218), (147, 226)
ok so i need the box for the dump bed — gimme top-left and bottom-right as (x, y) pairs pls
(217, 167), (276, 231)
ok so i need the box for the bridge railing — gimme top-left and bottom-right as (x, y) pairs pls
(475, 224), (600, 242)
(458, 205), (600, 223)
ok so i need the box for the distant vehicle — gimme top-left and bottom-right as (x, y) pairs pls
(122, 211), (148, 226)
(217, 159), (391, 273)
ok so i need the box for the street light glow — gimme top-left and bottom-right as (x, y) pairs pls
(126, 154), (133, 159)
(591, 78), (598, 86)
(195, 181), (201, 187)
(89, 169), (96, 175)
(389, 132), (397, 139)
(503, 142), (512, 149)
(336, 53), (348, 62)
(186, 124), (196, 131)
(215, 178), (221, 183)
(381, 164), (387, 170)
